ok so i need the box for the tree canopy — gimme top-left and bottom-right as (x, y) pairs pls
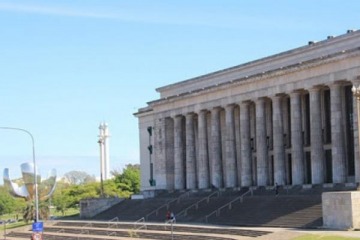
(0, 164), (141, 219)
(0, 186), (25, 216)
(63, 170), (96, 185)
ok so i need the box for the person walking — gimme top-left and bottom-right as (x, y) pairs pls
(170, 212), (176, 223)
(274, 183), (279, 196)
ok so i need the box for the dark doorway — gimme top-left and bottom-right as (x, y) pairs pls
(287, 154), (292, 185)
(305, 152), (312, 184)
(270, 156), (274, 186)
(325, 150), (332, 183)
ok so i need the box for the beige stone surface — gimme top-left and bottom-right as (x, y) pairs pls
(323, 191), (360, 229)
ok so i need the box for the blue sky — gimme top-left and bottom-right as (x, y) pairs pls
(0, 1), (359, 181)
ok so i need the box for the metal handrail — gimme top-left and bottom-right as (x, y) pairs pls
(108, 217), (119, 228)
(177, 191), (220, 217)
(205, 190), (250, 223)
(109, 217), (119, 222)
(145, 191), (190, 220)
(107, 231), (117, 236)
(133, 217), (147, 230)
(83, 222), (93, 228)
(80, 229), (90, 234)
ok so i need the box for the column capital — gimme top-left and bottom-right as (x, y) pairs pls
(308, 85), (325, 92)
(197, 109), (209, 115)
(271, 94), (286, 101)
(352, 77), (360, 87)
(240, 100), (252, 106)
(289, 90), (302, 97)
(173, 114), (184, 118)
(255, 97), (266, 104)
(211, 106), (222, 113)
(225, 104), (235, 110)
(329, 82), (342, 90)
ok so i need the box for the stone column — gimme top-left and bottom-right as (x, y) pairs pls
(256, 98), (268, 186)
(272, 96), (286, 185)
(186, 113), (196, 189)
(309, 87), (325, 184)
(154, 117), (167, 189)
(198, 110), (210, 189)
(240, 102), (252, 186)
(225, 104), (237, 187)
(174, 115), (185, 189)
(330, 83), (346, 183)
(211, 107), (223, 188)
(290, 91), (305, 185)
(353, 88), (360, 183)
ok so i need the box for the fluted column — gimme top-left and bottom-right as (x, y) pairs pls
(186, 113), (196, 189)
(211, 107), (223, 188)
(256, 98), (268, 186)
(174, 115), (185, 189)
(290, 91), (305, 185)
(198, 110), (210, 189)
(309, 87), (325, 184)
(240, 102), (252, 186)
(330, 83), (346, 183)
(225, 104), (237, 187)
(153, 117), (167, 189)
(272, 96), (286, 185)
(353, 87), (360, 183)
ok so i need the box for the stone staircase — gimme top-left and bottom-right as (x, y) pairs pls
(5, 220), (272, 240)
(6, 185), (357, 239)
(208, 195), (322, 228)
(93, 197), (169, 221)
(91, 186), (328, 228)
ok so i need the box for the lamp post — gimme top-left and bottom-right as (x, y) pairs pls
(0, 127), (39, 222)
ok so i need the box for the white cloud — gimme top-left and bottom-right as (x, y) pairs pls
(0, 2), (118, 19)
(0, 2), (281, 29)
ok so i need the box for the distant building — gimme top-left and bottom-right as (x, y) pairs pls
(135, 30), (360, 191)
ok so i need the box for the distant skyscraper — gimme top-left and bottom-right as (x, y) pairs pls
(98, 122), (110, 180)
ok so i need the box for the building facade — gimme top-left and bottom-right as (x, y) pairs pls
(135, 30), (360, 191)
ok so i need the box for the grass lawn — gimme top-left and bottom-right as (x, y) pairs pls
(0, 221), (29, 234)
(293, 234), (360, 240)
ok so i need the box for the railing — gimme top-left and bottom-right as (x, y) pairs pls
(205, 190), (251, 223)
(78, 222), (92, 237)
(133, 217), (147, 230)
(107, 217), (119, 236)
(107, 231), (117, 236)
(177, 191), (220, 217)
(80, 229), (89, 234)
(83, 222), (93, 228)
(145, 191), (190, 220)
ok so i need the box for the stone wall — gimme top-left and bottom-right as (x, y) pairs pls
(322, 191), (360, 229)
(80, 197), (123, 219)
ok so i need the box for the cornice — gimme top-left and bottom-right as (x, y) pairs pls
(156, 30), (360, 93)
(133, 106), (153, 117)
(148, 47), (360, 107)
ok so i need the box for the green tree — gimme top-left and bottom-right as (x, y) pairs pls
(50, 166), (141, 216)
(22, 202), (49, 223)
(63, 171), (96, 185)
(113, 164), (140, 194)
(102, 180), (130, 198)
(0, 186), (26, 216)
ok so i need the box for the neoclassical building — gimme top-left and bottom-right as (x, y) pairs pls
(135, 30), (360, 191)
